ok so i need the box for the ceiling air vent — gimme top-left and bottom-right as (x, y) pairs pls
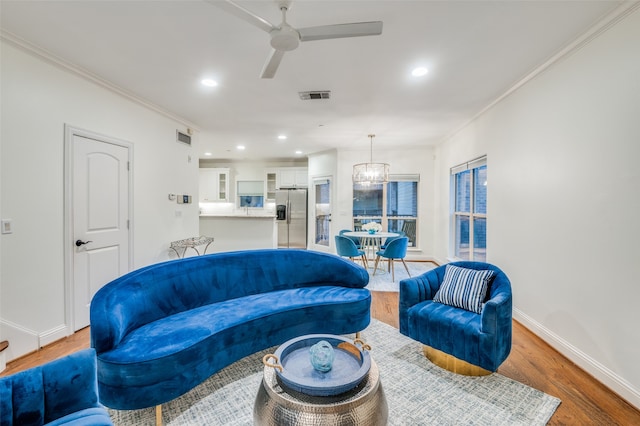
(299, 91), (331, 100)
(176, 130), (192, 145)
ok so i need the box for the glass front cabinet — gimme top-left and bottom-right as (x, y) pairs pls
(199, 168), (230, 202)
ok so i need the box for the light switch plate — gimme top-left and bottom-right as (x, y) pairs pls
(1, 219), (13, 234)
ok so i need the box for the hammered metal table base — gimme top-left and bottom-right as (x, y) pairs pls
(254, 359), (388, 425)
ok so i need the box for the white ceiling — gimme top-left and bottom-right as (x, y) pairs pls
(0, 0), (624, 160)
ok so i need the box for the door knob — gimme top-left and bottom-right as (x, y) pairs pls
(75, 239), (93, 247)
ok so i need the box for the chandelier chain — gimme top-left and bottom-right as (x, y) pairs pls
(368, 134), (375, 163)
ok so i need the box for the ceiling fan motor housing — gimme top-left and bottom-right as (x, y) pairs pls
(270, 25), (300, 51)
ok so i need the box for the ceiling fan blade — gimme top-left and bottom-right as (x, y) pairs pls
(206, 0), (276, 33)
(298, 21), (383, 42)
(260, 49), (286, 79)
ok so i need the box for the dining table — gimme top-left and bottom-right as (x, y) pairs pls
(343, 231), (399, 262)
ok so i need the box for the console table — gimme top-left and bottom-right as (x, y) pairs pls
(170, 236), (214, 258)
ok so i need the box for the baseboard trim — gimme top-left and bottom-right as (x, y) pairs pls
(513, 308), (640, 410)
(39, 324), (70, 348)
(0, 319), (71, 363)
(0, 318), (38, 363)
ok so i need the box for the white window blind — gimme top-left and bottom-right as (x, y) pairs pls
(450, 156), (487, 175)
(389, 174), (420, 182)
(237, 181), (263, 196)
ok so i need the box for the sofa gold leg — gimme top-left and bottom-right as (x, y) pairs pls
(422, 345), (492, 376)
(155, 405), (162, 426)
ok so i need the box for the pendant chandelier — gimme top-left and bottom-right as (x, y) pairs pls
(352, 134), (389, 185)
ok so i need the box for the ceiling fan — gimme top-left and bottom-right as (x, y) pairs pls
(209, 0), (383, 78)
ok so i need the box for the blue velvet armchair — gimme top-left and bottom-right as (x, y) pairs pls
(399, 261), (512, 373)
(0, 348), (113, 425)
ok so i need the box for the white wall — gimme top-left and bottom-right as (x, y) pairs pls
(0, 40), (200, 361)
(434, 7), (640, 407)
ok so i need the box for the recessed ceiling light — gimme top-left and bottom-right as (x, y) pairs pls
(295, 150), (302, 155)
(237, 145), (245, 150)
(278, 135), (287, 140)
(201, 78), (218, 87)
(411, 67), (429, 77)
(204, 152), (212, 156)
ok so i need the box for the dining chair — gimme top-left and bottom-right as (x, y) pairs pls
(373, 237), (410, 282)
(381, 230), (406, 250)
(339, 229), (362, 248)
(402, 221), (417, 246)
(335, 235), (368, 269)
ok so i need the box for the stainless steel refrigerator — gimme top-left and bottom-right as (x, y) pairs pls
(276, 189), (308, 249)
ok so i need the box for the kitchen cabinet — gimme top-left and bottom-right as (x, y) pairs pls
(199, 168), (230, 202)
(277, 167), (308, 189)
(265, 170), (277, 201)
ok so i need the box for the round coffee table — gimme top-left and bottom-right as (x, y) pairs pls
(254, 358), (388, 425)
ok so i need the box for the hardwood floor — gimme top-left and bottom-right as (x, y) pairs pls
(371, 291), (640, 425)
(3, 291), (640, 425)
(1, 326), (90, 378)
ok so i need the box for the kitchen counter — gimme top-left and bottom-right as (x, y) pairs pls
(199, 214), (276, 218)
(199, 215), (277, 252)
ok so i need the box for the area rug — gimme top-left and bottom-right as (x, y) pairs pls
(365, 261), (438, 292)
(109, 319), (560, 425)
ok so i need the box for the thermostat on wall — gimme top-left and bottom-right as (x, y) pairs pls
(1, 219), (12, 234)
(177, 195), (192, 204)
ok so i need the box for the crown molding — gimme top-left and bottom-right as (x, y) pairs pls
(1, 29), (200, 132)
(441, 0), (640, 144)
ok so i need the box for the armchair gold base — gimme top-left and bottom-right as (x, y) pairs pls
(423, 345), (491, 376)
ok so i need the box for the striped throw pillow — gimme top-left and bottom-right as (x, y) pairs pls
(433, 265), (495, 314)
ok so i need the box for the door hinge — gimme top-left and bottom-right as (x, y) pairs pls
(127, 219), (130, 230)
(127, 161), (130, 171)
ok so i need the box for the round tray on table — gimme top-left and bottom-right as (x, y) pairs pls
(255, 334), (388, 426)
(264, 334), (371, 397)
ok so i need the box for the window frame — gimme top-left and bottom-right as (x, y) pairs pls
(353, 175), (420, 248)
(451, 157), (487, 261)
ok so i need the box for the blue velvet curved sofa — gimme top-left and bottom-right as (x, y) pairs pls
(399, 261), (512, 372)
(90, 249), (370, 410)
(0, 348), (113, 426)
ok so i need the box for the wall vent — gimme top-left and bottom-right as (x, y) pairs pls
(176, 130), (192, 145)
(299, 90), (331, 100)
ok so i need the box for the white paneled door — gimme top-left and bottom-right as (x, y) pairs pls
(70, 131), (131, 331)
